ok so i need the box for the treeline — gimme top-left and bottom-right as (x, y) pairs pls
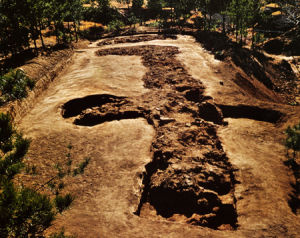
(127, 0), (299, 44)
(0, 0), (83, 56)
(1, 0), (298, 57)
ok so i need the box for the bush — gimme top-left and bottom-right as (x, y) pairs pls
(107, 20), (125, 33)
(73, 157), (90, 176)
(0, 112), (55, 237)
(285, 122), (300, 159)
(54, 194), (74, 213)
(0, 69), (35, 105)
(80, 26), (104, 41)
(0, 113), (82, 237)
(49, 229), (75, 238)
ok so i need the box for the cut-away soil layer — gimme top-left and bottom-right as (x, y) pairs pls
(0, 47), (75, 122)
(15, 34), (300, 237)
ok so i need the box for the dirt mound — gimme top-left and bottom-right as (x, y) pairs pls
(97, 34), (177, 46)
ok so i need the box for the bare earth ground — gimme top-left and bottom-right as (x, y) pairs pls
(16, 35), (300, 237)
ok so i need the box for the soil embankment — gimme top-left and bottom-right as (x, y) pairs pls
(0, 47), (74, 122)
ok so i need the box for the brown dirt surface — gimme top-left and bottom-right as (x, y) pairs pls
(14, 34), (300, 237)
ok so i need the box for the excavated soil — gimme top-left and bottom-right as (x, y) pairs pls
(97, 34), (177, 46)
(16, 34), (300, 237)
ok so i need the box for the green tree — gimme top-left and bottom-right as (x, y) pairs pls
(0, 113), (55, 237)
(0, 0), (30, 56)
(132, 0), (144, 10)
(147, 0), (164, 19)
(0, 113), (79, 237)
(227, 0), (255, 44)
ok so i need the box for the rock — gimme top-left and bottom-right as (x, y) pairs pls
(159, 117), (175, 126)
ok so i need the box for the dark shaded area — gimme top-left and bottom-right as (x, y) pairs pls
(0, 44), (70, 75)
(61, 94), (125, 118)
(149, 188), (219, 218)
(198, 102), (224, 125)
(0, 49), (37, 74)
(284, 159), (300, 214)
(263, 39), (284, 55)
(218, 104), (284, 123)
(263, 28), (300, 56)
(74, 110), (143, 126)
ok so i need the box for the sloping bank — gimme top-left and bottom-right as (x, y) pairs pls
(0, 47), (75, 123)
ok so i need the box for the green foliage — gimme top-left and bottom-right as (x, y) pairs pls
(147, 0), (163, 17)
(0, 69), (35, 105)
(54, 193), (74, 213)
(0, 115), (91, 237)
(0, 0), (83, 55)
(0, 112), (56, 237)
(132, 0), (144, 9)
(0, 183), (55, 237)
(253, 32), (265, 45)
(107, 20), (125, 32)
(49, 229), (75, 238)
(226, 0), (264, 44)
(82, 0), (122, 25)
(285, 122), (300, 158)
(73, 157), (90, 176)
(128, 13), (139, 27)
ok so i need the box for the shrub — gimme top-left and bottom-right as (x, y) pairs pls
(0, 112), (55, 237)
(54, 193), (74, 213)
(107, 20), (125, 33)
(49, 229), (75, 238)
(0, 113), (82, 237)
(73, 157), (90, 176)
(285, 122), (300, 159)
(0, 69), (35, 105)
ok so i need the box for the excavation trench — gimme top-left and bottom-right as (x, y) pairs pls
(61, 42), (239, 230)
(17, 34), (300, 237)
(218, 104), (285, 124)
(61, 94), (238, 229)
(60, 43), (285, 230)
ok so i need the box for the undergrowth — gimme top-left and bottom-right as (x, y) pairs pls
(0, 69), (35, 105)
(0, 112), (91, 237)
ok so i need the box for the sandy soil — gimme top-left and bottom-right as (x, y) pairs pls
(17, 34), (300, 237)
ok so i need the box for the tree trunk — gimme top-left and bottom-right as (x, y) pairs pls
(33, 38), (38, 54)
(251, 25), (255, 49)
(74, 21), (78, 42)
(222, 14), (226, 34)
(38, 23), (45, 50)
(68, 22), (72, 42)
